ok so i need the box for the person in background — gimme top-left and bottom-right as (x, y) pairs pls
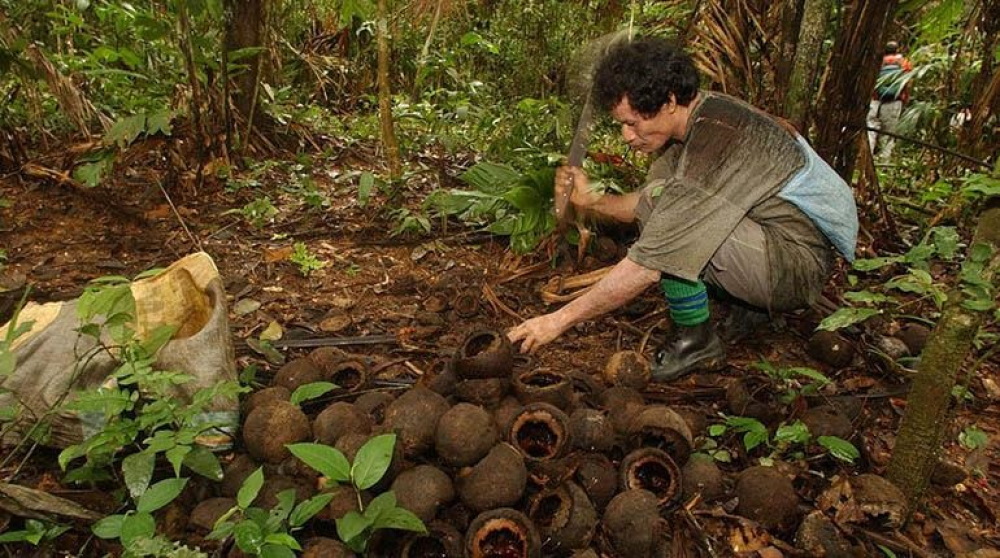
(867, 40), (913, 163)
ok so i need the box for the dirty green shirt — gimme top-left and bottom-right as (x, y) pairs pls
(628, 92), (834, 311)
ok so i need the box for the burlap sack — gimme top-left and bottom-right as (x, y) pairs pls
(0, 252), (238, 448)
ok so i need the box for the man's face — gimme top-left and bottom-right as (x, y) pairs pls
(610, 96), (677, 154)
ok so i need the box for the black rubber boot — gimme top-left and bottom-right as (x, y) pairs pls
(651, 321), (726, 382)
(719, 303), (771, 343)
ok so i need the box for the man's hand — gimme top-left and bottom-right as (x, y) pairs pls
(555, 166), (602, 211)
(507, 312), (570, 354)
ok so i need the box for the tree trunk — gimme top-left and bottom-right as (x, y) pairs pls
(773, 0), (804, 105)
(959, 0), (1000, 160)
(784, 0), (832, 132)
(376, 0), (401, 178)
(224, 0), (269, 132)
(812, 0), (897, 177)
(887, 198), (1000, 514)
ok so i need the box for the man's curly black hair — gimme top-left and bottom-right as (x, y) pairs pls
(593, 38), (700, 118)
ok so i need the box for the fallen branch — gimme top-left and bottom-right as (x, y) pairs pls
(271, 334), (397, 349)
(0, 482), (102, 522)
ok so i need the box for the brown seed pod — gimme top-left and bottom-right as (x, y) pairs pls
(353, 391), (396, 424)
(898, 323), (931, 355)
(602, 489), (661, 558)
(308, 347), (349, 372)
(326, 357), (369, 392)
(527, 482), (598, 552)
(568, 408), (615, 453)
(627, 405), (694, 465)
(457, 443), (527, 512)
(221, 454), (260, 498)
(574, 453), (618, 510)
(272, 358), (324, 391)
(313, 402), (373, 445)
(302, 537), (356, 558)
(508, 403), (572, 462)
(681, 453), (725, 502)
(794, 511), (853, 558)
(401, 521), (463, 558)
(435, 403), (500, 467)
(417, 359), (459, 396)
(189, 497), (236, 533)
(807, 330), (855, 369)
(454, 378), (510, 408)
(257, 475), (315, 510)
(243, 400), (311, 464)
(620, 447), (682, 506)
(392, 465), (456, 523)
(801, 405), (853, 440)
(735, 465), (800, 531)
(453, 329), (514, 379)
(512, 369), (574, 410)
(452, 291), (480, 319)
(725, 377), (782, 424)
(599, 385), (644, 409)
(609, 402), (646, 435)
(603, 350), (651, 390)
(318, 484), (370, 522)
(383, 387), (450, 458)
(493, 396), (523, 434)
(567, 370), (606, 406)
(244, 386), (291, 416)
(465, 508), (541, 558)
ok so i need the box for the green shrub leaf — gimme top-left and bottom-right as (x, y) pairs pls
(120, 512), (156, 545)
(286, 443), (351, 483)
(122, 451), (155, 499)
(92, 514), (125, 539)
(817, 307), (880, 331)
(136, 478), (187, 514)
(289, 493), (335, 527)
(290, 382), (338, 406)
(351, 434), (396, 490)
(817, 436), (860, 463)
(237, 467), (265, 509)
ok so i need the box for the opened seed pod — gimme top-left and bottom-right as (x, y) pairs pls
(436, 403), (500, 467)
(627, 405), (694, 465)
(619, 447), (682, 506)
(795, 511), (853, 558)
(326, 357), (369, 392)
(567, 370), (606, 406)
(527, 482), (598, 552)
(569, 408), (615, 453)
(243, 400), (311, 464)
(453, 329), (514, 379)
(457, 443), (527, 512)
(455, 378), (509, 408)
(602, 489), (661, 558)
(452, 291), (480, 319)
(401, 521), (463, 558)
(383, 386), (450, 458)
(574, 453), (618, 510)
(508, 403), (572, 462)
(603, 350), (651, 390)
(465, 508), (541, 558)
(272, 357), (324, 391)
(313, 402), (373, 445)
(513, 369), (574, 410)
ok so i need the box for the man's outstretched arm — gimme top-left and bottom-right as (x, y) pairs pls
(507, 257), (660, 353)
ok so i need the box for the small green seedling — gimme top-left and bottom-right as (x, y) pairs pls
(287, 434), (426, 552)
(289, 242), (327, 276)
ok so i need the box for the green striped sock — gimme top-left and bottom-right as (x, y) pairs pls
(661, 277), (710, 326)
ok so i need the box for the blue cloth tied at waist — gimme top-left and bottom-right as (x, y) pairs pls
(778, 136), (859, 261)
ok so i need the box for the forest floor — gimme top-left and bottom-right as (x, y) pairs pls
(1, 139), (998, 557)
